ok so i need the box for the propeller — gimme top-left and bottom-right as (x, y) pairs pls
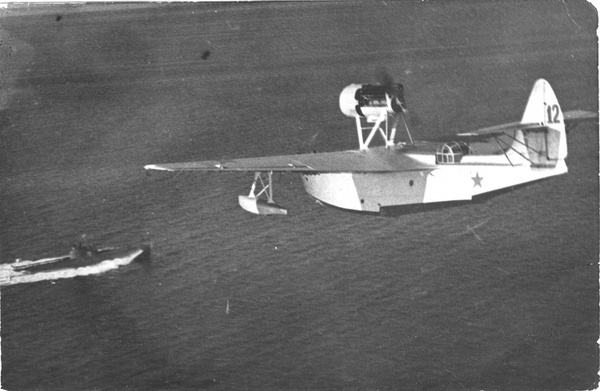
(374, 67), (419, 143)
(296, 129), (321, 154)
(374, 67), (407, 113)
(378, 67), (423, 127)
(375, 66), (396, 89)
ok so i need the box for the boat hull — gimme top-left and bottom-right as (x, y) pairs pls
(10, 245), (151, 274)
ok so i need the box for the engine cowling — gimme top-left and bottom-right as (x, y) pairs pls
(339, 83), (406, 121)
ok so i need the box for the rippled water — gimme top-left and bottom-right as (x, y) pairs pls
(0, 3), (597, 390)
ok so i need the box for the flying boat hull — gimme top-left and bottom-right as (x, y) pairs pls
(302, 160), (568, 213)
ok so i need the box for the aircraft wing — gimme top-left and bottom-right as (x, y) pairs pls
(145, 148), (436, 173)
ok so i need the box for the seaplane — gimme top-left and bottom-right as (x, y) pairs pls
(145, 78), (597, 215)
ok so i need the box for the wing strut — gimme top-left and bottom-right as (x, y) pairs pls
(399, 111), (414, 145)
(238, 172), (288, 215)
(492, 136), (515, 167)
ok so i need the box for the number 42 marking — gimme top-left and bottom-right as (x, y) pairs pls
(546, 104), (560, 124)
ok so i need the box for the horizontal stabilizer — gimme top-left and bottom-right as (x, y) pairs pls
(563, 109), (598, 121)
(563, 109), (598, 132)
(457, 121), (545, 138)
(455, 110), (597, 139)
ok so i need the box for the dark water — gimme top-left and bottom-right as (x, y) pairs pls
(0, 2), (598, 390)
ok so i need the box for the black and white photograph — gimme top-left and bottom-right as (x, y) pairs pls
(0, 1), (598, 390)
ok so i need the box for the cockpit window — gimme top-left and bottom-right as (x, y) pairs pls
(436, 141), (470, 164)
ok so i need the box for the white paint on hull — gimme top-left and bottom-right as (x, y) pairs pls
(468, 159), (567, 196)
(300, 159), (567, 213)
(302, 173), (362, 211)
(421, 168), (471, 203)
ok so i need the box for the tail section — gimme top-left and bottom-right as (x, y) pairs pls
(518, 79), (567, 165)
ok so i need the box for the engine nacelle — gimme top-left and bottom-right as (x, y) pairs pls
(339, 83), (406, 122)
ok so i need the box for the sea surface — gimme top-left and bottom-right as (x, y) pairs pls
(0, 2), (598, 390)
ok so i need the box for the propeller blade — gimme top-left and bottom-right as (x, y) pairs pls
(375, 66), (394, 86)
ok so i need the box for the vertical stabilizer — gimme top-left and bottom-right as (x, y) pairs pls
(519, 79), (567, 164)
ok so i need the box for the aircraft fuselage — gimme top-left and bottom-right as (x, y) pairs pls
(301, 156), (567, 212)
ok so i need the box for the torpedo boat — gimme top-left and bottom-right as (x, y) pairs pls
(5, 242), (151, 275)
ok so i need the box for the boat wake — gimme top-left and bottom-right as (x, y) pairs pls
(0, 249), (143, 287)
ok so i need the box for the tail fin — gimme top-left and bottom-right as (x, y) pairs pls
(518, 79), (567, 165)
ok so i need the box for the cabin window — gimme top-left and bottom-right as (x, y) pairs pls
(436, 141), (470, 164)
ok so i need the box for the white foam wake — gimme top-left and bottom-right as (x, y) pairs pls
(0, 249), (143, 287)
